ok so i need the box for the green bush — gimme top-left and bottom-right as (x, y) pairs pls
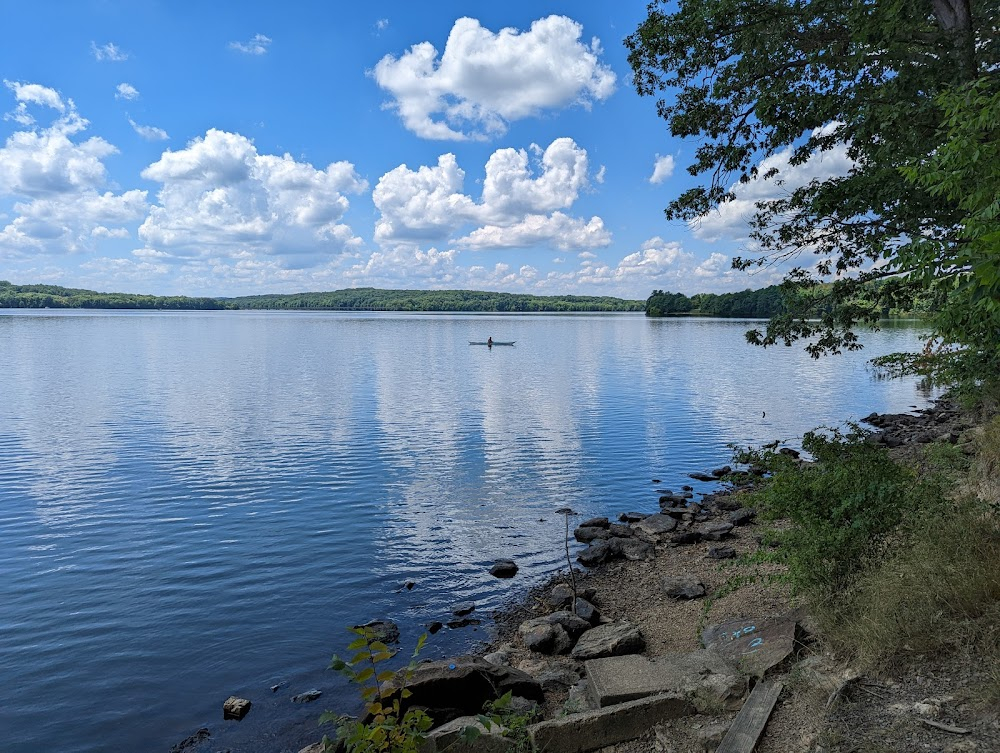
(741, 428), (945, 595)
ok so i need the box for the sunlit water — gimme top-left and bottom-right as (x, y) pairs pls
(0, 310), (933, 752)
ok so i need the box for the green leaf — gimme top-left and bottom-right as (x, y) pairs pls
(347, 637), (368, 651)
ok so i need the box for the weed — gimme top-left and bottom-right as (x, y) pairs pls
(321, 627), (432, 753)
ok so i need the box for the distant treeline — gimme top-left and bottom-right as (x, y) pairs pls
(0, 281), (228, 310)
(229, 288), (645, 312)
(0, 281), (643, 312)
(646, 286), (786, 317)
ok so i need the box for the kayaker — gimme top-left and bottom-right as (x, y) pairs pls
(487, 337), (493, 347)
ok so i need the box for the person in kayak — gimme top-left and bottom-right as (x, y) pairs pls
(487, 337), (493, 347)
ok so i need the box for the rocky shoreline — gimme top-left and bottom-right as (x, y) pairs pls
(175, 396), (999, 753)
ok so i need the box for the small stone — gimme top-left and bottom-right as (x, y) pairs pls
(291, 689), (323, 703)
(427, 621), (444, 634)
(700, 521), (734, 541)
(519, 619), (572, 655)
(778, 447), (800, 458)
(695, 722), (730, 751)
(452, 601), (476, 616)
(688, 472), (717, 482)
(270, 682), (286, 693)
(619, 511), (649, 523)
(577, 539), (615, 566)
(670, 531), (701, 545)
(706, 546), (736, 559)
(223, 696), (252, 720)
(572, 598), (602, 625)
(661, 574), (706, 599)
(681, 485), (693, 492)
(447, 617), (481, 629)
(711, 466), (732, 478)
(490, 559), (518, 578)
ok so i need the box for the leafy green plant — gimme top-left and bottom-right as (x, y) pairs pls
(740, 427), (945, 596)
(458, 691), (537, 752)
(321, 627), (432, 753)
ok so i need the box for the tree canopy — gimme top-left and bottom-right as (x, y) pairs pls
(626, 0), (999, 385)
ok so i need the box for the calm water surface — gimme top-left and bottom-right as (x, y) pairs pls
(0, 311), (933, 752)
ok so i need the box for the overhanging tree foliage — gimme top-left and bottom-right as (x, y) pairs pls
(626, 0), (999, 382)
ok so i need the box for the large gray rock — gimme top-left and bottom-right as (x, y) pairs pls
(660, 574), (706, 600)
(397, 657), (542, 725)
(490, 559), (518, 578)
(571, 598), (602, 625)
(701, 615), (799, 677)
(354, 619), (400, 644)
(612, 538), (654, 561)
(577, 539), (614, 566)
(730, 508), (757, 526)
(519, 618), (572, 655)
(545, 610), (592, 640)
(580, 516), (610, 529)
(584, 651), (747, 710)
(634, 513), (678, 538)
(528, 693), (694, 753)
(571, 622), (645, 660)
(699, 521), (734, 541)
(574, 525), (610, 543)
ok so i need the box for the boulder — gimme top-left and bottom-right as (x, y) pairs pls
(618, 511), (649, 523)
(778, 447), (801, 459)
(701, 615), (799, 677)
(613, 538), (654, 561)
(634, 513), (678, 538)
(607, 523), (634, 538)
(580, 516), (610, 529)
(170, 728), (211, 753)
(520, 619), (572, 655)
(447, 618), (481, 629)
(545, 610), (592, 640)
(706, 545), (736, 559)
(660, 574), (706, 600)
(577, 539), (614, 567)
(711, 466), (732, 478)
(490, 559), (518, 578)
(670, 531), (702, 545)
(572, 598), (602, 625)
(398, 657), (543, 725)
(452, 601), (476, 616)
(574, 525), (610, 543)
(354, 619), (400, 644)
(571, 622), (645, 660)
(537, 667), (583, 691)
(699, 521), (734, 541)
(729, 508), (757, 526)
(427, 621), (444, 634)
(291, 689), (323, 703)
(688, 472), (717, 482)
(223, 696), (252, 720)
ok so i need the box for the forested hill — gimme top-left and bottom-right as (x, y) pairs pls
(0, 282), (643, 312)
(0, 281), (227, 310)
(645, 286), (786, 318)
(228, 288), (643, 311)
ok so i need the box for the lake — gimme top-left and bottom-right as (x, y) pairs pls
(0, 310), (933, 752)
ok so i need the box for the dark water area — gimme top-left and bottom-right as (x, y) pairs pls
(0, 310), (934, 752)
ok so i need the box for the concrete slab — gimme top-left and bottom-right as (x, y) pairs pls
(701, 615), (798, 677)
(584, 650), (747, 711)
(528, 693), (694, 753)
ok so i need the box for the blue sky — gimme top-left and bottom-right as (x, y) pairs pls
(0, 1), (849, 298)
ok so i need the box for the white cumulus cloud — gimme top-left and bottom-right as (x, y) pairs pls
(229, 34), (272, 55)
(91, 42), (129, 61)
(372, 15), (616, 140)
(373, 137), (608, 252)
(0, 91), (147, 257)
(138, 129), (367, 261)
(649, 154), (675, 184)
(115, 83), (140, 101)
(128, 118), (169, 141)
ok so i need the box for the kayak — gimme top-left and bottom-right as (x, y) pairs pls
(469, 341), (515, 346)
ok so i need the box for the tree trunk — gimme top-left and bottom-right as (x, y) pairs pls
(930, 0), (976, 79)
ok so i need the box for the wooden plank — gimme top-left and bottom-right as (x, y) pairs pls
(715, 680), (783, 753)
